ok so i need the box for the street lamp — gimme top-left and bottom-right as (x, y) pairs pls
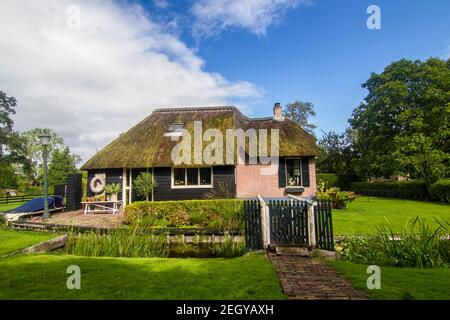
(39, 133), (51, 219)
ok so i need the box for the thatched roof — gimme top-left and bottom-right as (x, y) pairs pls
(81, 106), (319, 169)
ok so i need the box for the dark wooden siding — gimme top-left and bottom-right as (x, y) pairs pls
(87, 169), (123, 200)
(153, 166), (235, 201)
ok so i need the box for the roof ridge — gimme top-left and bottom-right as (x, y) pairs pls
(153, 106), (237, 113)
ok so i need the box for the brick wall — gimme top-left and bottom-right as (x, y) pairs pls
(235, 158), (317, 198)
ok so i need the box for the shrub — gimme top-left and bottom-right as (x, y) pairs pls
(66, 224), (169, 258)
(125, 199), (244, 230)
(211, 233), (247, 258)
(0, 214), (6, 227)
(350, 181), (428, 200)
(316, 181), (358, 209)
(430, 179), (450, 203)
(317, 173), (339, 187)
(337, 218), (450, 268)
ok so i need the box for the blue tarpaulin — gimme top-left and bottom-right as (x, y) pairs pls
(5, 196), (63, 213)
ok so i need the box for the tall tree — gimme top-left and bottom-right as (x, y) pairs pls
(48, 147), (80, 186)
(349, 58), (450, 186)
(0, 91), (30, 188)
(21, 128), (65, 185)
(317, 129), (356, 176)
(283, 100), (317, 135)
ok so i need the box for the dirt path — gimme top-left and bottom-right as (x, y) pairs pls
(268, 252), (370, 300)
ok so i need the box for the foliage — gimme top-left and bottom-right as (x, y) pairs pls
(350, 181), (428, 201)
(211, 233), (247, 258)
(337, 218), (450, 268)
(104, 183), (121, 195)
(349, 58), (450, 186)
(20, 128), (66, 185)
(0, 215), (6, 227)
(48, 147), (80, 186)
(317, 173), (339, 187)
(316, 181), (358, 209)
(283, 100), (317, 135)
(430, 179), (450, 203)
(0, 91), (31, 188)
(66, 224), (169, 258)
(204, 180), (235, 199)
(133, 172), (157, 201)
(125, 199), (244, 230)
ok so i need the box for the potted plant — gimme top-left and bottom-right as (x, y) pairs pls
(104, 183), (121, 202)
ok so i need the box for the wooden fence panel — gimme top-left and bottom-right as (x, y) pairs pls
(314, 200), (334, 251)
(244, 199), (263, 250)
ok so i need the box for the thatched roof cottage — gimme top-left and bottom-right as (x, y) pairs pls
(81, 103), (319, 205)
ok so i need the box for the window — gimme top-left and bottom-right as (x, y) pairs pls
(286, 158), (302, 187)
(172, 168), (213, 188)
(200, 168), (212, 185)
(173, 168), (185, 186)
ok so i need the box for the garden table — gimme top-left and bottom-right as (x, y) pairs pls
(81, 201), (122, 215)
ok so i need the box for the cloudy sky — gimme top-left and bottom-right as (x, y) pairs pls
(0, 0), (449, 163)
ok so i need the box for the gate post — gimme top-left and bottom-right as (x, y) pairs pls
(307, 200), (317, 247)
(257, 195), (270, 249)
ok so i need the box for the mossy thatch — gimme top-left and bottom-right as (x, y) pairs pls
(81, 106), (319, 169)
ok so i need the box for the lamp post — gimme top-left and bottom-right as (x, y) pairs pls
(39, 133), (51, 219)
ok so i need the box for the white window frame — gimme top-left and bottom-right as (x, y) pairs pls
(285, 157), (304, 188)
(171, 167), (213, 189)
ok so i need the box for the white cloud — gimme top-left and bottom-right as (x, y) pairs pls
(191, 0), (309, 38)
(0, 0), (261, 162)
(153, 0), (170, 9)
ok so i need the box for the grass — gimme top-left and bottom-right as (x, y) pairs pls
(0, 229), (56, 256)
(333, 196), (450, 235)
(0, 228), (283, 300)
(328, 260), (450, 300)
(0, 253), (284, 300)
(0, 203), (21, 212)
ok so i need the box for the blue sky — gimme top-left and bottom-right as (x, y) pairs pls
(1, 0), (449, 160)
(144, 0), (450, 135)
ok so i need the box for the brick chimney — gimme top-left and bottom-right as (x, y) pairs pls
(273, 103), (283, 121)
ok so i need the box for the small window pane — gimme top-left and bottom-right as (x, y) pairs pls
(174, 168), (185, 186)
(187, 168), (198, 185)
(286, 159), (302, 187)
(200, 168), (212, 185)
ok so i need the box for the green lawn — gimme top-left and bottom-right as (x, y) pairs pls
(0, 229), (56, 256)
(0, 229), (283, 300)
(333, 197), (450, 235)
(0, 203), (21, 212)
(328, 260), (450, 300)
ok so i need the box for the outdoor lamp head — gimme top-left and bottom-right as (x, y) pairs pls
(39, 134), (51, 146)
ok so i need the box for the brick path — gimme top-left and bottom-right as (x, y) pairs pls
(268, 252), (370, 300)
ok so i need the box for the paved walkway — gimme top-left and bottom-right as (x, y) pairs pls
(268, 252), (370, 300)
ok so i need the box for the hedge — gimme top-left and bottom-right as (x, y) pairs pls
(430, 179), (450, 203)
(317, 173), (339, 187)
(124, 199), (244, 230)
(350, 181), (429, 200)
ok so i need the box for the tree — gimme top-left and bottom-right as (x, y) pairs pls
(283, 100), (317, 135)
(48, 147), (80, 186)
(349, 58), (450, 187)
(0, 91), (31, 188)
(21, 128), (65, 185)
(134, 172), (158, 201)
(317, 129), (355, 175)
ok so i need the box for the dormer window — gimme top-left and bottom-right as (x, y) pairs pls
(164, 122), (184, 137)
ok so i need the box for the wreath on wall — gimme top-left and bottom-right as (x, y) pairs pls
(90, 174), (106, 194)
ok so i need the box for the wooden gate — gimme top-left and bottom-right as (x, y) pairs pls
(243, 200), (263, 250)
(267, 200), (309, 246)
(244, 198), (334, 251)
(314, 200), (334, 250)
